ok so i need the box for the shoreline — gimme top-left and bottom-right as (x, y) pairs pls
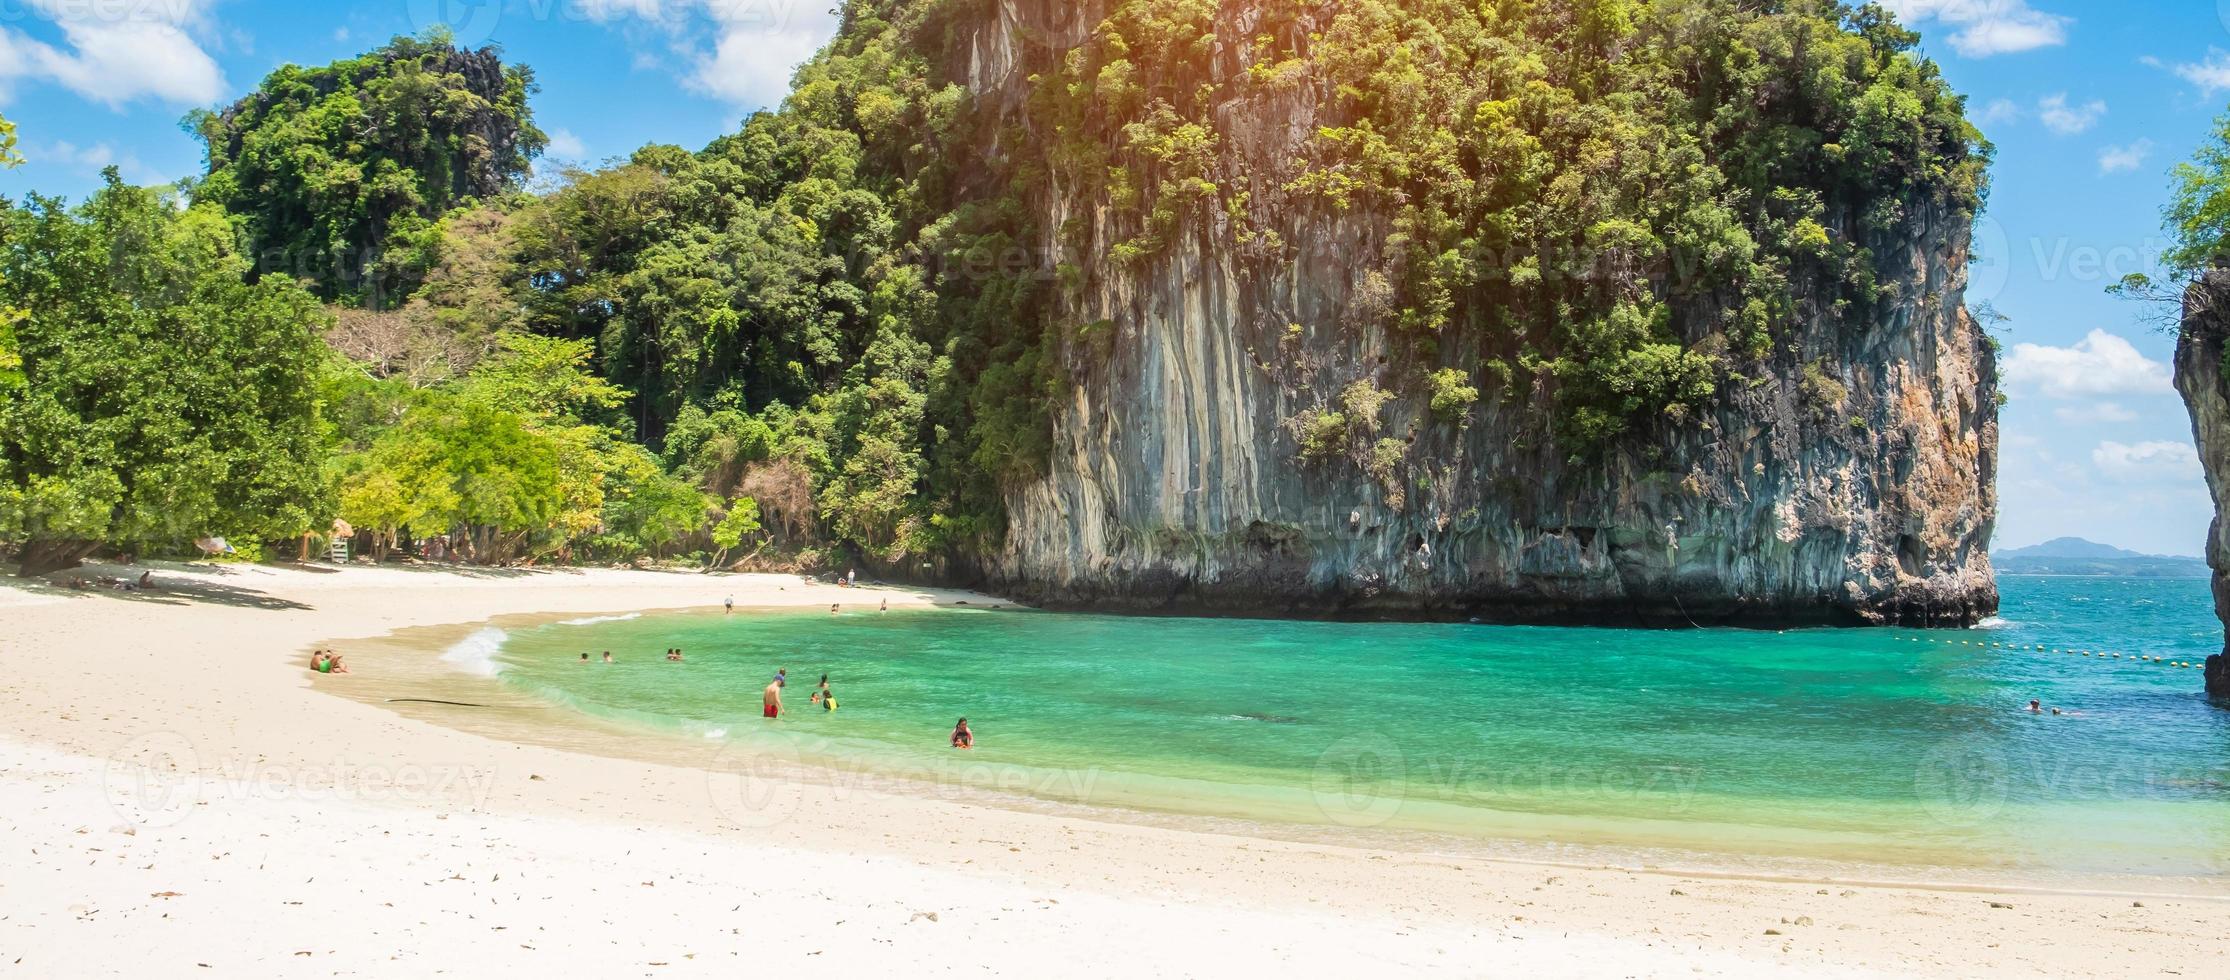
(4, 561), (2223, 976)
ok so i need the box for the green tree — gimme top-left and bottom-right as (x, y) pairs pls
(189, 33), (545, 306)
(710, 497), (763, 567)
(0, 112), (19, 168)
(2163, 109), (2230, 281)
(0, 173), (332, 575)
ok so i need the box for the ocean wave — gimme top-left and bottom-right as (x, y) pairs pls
(1976, 616), (2013, 629)
(557, 613), (642, 627)
(440, 627), (510, 678)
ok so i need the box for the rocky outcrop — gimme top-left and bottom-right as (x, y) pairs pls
(2173, 271), (2230, 698)
(957, 1), (1999, 626)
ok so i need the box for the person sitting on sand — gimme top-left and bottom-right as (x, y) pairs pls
(951, 718), (974, 750)
(138, 570), (154, 590)
(764, 677), (785, 719)
(326, 654), (351, 674)
(311, 651), (331, 674)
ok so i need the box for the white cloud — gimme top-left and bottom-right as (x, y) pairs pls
(2092, 440), (2203, 484)
(2097, 139), (2154, 176)
(575, 0), (840, 108)
(2001, 330), (2174, 399)
(2035, 93), (2104, 136)
(2052, 401), (2138, 424)
(1879, 1), (2071, 58)
(544, 128), (588, 159)
(0, 0), (226, 108)
(1975, 98), (2021, 126)
(2157, 50), (2230, 97)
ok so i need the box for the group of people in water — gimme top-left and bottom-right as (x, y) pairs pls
(757, 669), (841, 718)
(2026, 699), (2084, 717)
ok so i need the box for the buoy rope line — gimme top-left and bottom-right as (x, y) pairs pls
(1894, 637), (2211, 669)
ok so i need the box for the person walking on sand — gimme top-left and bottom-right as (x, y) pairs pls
(725, 595), (734, 614)
(951, 718), (974, 750)
(764, 677), (785, 719)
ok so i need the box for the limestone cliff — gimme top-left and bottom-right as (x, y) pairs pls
(2173, 272), (2230, 697)
(947, 1), (2000, 625)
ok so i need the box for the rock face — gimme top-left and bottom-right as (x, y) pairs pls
(2173, 272), (2230, 698)
(960, 1), (2000, 626)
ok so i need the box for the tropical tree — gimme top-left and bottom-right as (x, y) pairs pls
(0, 173), (332, 575)
(188, 32), (545, 306)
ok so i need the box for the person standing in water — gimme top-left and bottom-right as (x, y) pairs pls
(724, 596), (734, 614)
(951, 718), (974, 749)
(763, 677), (785, 719)
(880, 597), (888, 614)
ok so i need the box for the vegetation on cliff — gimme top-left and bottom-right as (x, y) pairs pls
(0, 1), (1986, 576)
(187, 32), (546, 307)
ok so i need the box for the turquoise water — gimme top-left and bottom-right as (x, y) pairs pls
(486, 577), (2230, 876)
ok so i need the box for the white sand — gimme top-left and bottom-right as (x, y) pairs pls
(1, 561), (2223, 978)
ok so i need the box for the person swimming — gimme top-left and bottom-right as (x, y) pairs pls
(951, 718), (974, 750)
(580, 652), (590, 663)
(602, 651), (614, 663)
(2027, 699), (2043, 713)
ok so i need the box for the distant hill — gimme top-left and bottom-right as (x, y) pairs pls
(1996, 538), (2208, 578)
(1999, 537), (2149, 560)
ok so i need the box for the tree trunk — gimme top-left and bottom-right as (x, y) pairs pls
(17, 538), (99, 577)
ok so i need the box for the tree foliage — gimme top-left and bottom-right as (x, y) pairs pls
(0, 173), (331, 573)
(189, 32), (545, 306)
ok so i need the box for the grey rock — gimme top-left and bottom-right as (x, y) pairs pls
(958, 1), (1999, 627)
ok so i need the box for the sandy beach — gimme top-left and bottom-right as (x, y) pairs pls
(2, 562), (2224, 978)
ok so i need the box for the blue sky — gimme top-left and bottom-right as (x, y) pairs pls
(0, 1), (2223, 555)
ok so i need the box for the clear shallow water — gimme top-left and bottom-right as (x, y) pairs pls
(486, 577), (2230, 876)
